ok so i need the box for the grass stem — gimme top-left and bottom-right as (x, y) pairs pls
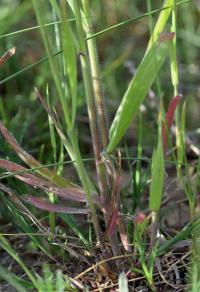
(82, 0), (109, 148)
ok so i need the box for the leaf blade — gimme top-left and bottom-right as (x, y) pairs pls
(107, 34), (174, 153)
(22, 195), (89, 214)
(149, 127), (165, 212)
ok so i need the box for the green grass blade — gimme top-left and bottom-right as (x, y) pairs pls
(149, 126), (165, 212)
(107, 35), (174, 153)
(191, 215), (200, 292)
(49, 0), (61, 18)
(0, 235), (38, 289)
(0, 265), (30, 292)
(0, 49), (63, 85)
(147, 0), (173, 49)
(59, 213), (90, 247)
(1, 194), (53, 259)
(47, 86), (57, 163)
(178, 101), (186, 167)
(60, 0), (77, 129)
(170, 0), (179, 93)
(47, 87), (57, 232)
(0, 19), (75, 39)
(33, 0), (71, 128)
(157, 218), (200, 256)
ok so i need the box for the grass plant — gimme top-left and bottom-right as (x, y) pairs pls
(0, 0), (199, 290)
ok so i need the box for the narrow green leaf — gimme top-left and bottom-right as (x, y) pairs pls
(157, 218), (200, 256)
(0, 235), (38, 289)
(0, 193), (53, 259)
(170, 34), (179, 89)
(147, 0), (173, 49)
(107, 34), (174, 153)
(0, 49), (63, 85)
(170, 0), (179, 91)
(149, 127), (165, 212)
(60, 0), (77, 129)
(47, 86), (57, 163)
(49, 0), (61, 18)
(0, 265), (28, 292)
(0, 20), (75, 39)
(33, 0), (71, 128)
(177, 100), (186, 165)
(59, 213), (90, 247)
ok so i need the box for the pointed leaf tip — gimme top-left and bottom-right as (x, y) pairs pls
(107, 34), (173, 153)
(162, 95), (181, 152)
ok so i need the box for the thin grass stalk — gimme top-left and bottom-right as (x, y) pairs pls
(35, 89), (97, 198)
(81, 0), (118, 237)
(149, 121), (165, 248)
(69, 132), (102, 242)
(34, 1), (98, 211)
(51, 8), (66, 105)
(81, 3), (125, 251)
(171, 0), (178, 96)
(160, 101), (194, 212)
(33, 0), (71, 128)
(0, 235), (38, 289)
(72, 0), (101, 162)
(81, 0), (109, 148)
(47, 86), (57, 233)
(60, 0), (77, 130)
(150, 211), (158, 249)
(146, 0), (162, 98)
(50, 0), (61, 18)
(72, 0), (119, 254)
(135, 111), (143, 189)
(171, 0), (182, 174)
(72, 0), (110, 209)
(190, 159), (200, 291)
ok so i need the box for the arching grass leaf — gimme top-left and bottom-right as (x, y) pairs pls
(107, 33), (174, 153)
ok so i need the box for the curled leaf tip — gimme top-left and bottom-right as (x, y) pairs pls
(162, 95), (181, 152)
